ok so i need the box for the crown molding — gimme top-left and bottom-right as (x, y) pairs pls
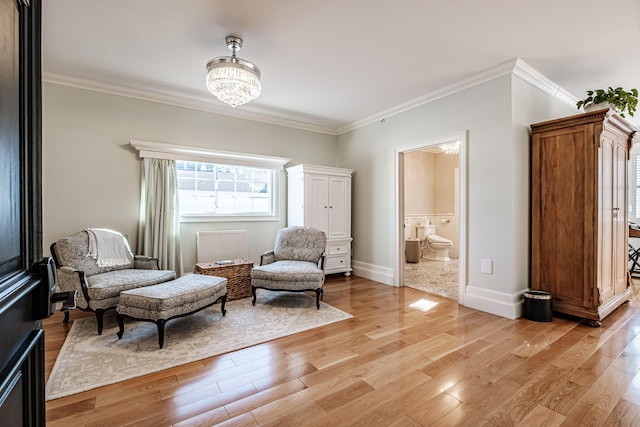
(336, 58), (580, 135)
(42, 72), (339, 136)
(511, 58), (579, 106)
(44, 58), (578, 137)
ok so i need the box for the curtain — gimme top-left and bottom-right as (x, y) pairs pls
(137, 158), (183, 274)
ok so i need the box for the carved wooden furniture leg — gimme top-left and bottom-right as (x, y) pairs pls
(116, 313), (124, 339)
(156, 319), (166, 349)
(96, 309), (106, 335)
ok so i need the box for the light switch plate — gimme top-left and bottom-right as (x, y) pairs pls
(481, 258), (493, 274)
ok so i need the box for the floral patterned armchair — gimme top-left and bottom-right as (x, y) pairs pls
(251, 226), (326, 309)
(50, 230), (176, 334)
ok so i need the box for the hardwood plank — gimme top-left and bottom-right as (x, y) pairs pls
(224, 379), (307, 418)
(562, 365), (634, 425)
(172, 406), (230, 427)
(515, 403), (565, 427)
(603, 398), (640, 426)
(621, 368), (640, 405)
(315, 379), (375, 413)
(43, 276), (640, 425)
(539, 378), (589, 416)
(303, 370), (435, 426)
(483, 364), (570, 425)
(405, 391), (462, 425)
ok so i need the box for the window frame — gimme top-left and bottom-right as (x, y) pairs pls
(129, 140), (291, 223)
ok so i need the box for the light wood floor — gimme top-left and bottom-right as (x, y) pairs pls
(44, 276), (640, 426)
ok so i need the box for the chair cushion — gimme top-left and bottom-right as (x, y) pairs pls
(251, 260), (324, 283)
(86, 269), (176, 301)
(273, 226), (326, 263)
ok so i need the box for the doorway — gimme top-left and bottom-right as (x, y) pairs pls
(394, 132), (467, 304)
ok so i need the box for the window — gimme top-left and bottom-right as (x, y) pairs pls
(177, 161), (274, 216)
(129, 140), (291, 222)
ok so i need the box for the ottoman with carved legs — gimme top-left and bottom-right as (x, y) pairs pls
(116, 274), (227, 348)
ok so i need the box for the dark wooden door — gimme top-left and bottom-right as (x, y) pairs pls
(0, 0), (44, 425)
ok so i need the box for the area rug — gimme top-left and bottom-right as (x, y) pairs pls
(46, 292), (352, 401)
(404, 258), (459, 299)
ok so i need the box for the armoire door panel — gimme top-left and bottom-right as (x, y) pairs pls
(327, 176), (348, 239)
(538, 131), (593, 302)
(614, 139), (628, 295)
(304, 174), (329, 233)
(599, 136), (614, 303)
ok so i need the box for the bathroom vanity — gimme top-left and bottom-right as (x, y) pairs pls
(530, 109), (637, 326)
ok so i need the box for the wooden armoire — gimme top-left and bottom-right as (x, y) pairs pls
(530, 109), (637, 326)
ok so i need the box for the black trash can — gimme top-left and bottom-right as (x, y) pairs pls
(523, 290), (552, 322)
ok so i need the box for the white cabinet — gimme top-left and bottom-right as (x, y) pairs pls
(287, 164), (353, 276)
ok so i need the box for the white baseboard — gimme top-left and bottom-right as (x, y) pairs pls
(351, 260), (395, 286)
(463, 285), (526, 319)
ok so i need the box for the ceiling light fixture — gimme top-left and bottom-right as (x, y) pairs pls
(440, 141), (460, 155)
(206, 35), (261, 108)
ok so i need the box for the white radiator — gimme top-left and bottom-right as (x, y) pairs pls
(196, 230), (249, 262)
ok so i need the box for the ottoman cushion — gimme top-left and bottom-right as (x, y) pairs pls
(117, 274), (227, 321)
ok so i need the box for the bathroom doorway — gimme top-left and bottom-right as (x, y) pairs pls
(394, 132), (467, 303)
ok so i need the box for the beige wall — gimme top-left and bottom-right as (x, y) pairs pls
(434, 153), (458, 214)
(43, 83), (339, 272)
(403, 151), (435, 214)
(404, 149), (458, 216)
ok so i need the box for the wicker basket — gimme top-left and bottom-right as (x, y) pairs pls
(194, 259), (253, 301)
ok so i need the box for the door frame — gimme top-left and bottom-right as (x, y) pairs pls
(393, 131), (467, 304)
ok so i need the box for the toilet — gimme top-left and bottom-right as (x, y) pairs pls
(416, 219), (453, 262)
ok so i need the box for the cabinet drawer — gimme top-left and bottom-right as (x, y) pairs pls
(327, 243), (349, 255)
(325, 254), (349, 270)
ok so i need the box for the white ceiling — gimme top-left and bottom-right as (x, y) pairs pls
(42, 0), (640, 134)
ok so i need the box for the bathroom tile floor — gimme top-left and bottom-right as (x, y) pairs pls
(404, 257), (459, 300)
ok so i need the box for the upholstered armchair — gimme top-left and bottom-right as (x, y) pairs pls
(251, 226), (327, 309)
(50, 230), (176, 334)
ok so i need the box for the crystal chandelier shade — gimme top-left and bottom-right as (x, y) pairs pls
(206, 36), (261, 108)
(439, 141), (460, 155)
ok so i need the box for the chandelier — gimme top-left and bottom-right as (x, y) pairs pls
(206, 36), (261, 108)
(440, 141), (460, 155)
